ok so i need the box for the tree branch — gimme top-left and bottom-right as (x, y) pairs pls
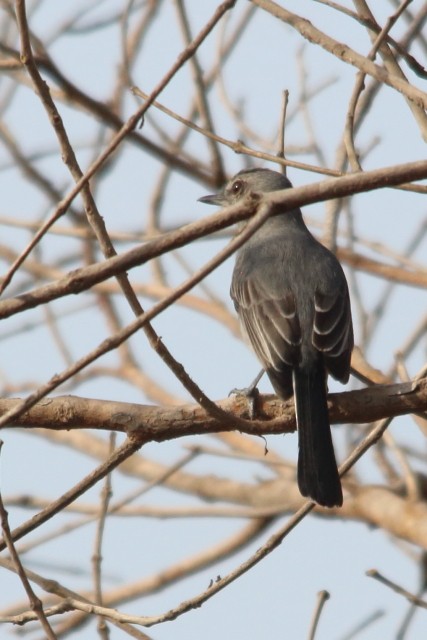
(1, 378), (425, 437)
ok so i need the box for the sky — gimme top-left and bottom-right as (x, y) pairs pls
(0, 1), (427, 639)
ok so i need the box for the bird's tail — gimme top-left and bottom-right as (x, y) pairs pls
(293, 364), (343, 507)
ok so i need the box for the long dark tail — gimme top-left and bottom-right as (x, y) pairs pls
(293, 364), (343, 507)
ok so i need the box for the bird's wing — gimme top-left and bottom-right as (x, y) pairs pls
(312, 287), (353, 382)
(231, 275), (301, 372)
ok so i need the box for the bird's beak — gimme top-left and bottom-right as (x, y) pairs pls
(198, 193), (226, 206)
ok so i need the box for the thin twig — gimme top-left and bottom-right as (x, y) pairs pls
(307, 590), (330, 640)
(0, 441), (58, 639)
(277, 89), (289, 172)
(367, 569), (427, 610)
(92, 433), (116, 639)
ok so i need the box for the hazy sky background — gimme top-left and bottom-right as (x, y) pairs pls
(1, 1), (427, 638)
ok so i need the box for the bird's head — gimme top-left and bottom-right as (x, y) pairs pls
(198, 168), (293, 207)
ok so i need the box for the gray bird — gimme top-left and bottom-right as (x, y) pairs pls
(199, 168), (353, 507)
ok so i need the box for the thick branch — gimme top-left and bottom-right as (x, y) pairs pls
(1, 378), (425, 437)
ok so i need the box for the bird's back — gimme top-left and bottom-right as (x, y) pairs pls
(231, 213), (352, 381)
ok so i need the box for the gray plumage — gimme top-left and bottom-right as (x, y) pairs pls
(199, 168), (353, 507)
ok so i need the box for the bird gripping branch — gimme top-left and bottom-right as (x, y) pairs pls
(199, 168), (354, 507)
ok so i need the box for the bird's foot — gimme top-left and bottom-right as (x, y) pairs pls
(229, 384), (260, 420)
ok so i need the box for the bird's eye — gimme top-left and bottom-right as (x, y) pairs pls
(231, 180), (243, 194)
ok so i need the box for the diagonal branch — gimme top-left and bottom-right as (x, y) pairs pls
(251, 0), (427, 113)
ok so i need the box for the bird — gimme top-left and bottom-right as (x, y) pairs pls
(199, 168), (353, 507)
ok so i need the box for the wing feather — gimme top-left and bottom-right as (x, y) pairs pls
(313, 288), (353, 382)
(231, 276), (301, 371)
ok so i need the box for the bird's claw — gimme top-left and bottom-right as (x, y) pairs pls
(229, 385), (260, 420)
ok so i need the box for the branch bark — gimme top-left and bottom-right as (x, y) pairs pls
(1, 378), (425, 437)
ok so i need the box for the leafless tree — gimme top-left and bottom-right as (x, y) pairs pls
(0, 1), (427, 638)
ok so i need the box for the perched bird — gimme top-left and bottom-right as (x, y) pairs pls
(199, 168), (353, 507)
